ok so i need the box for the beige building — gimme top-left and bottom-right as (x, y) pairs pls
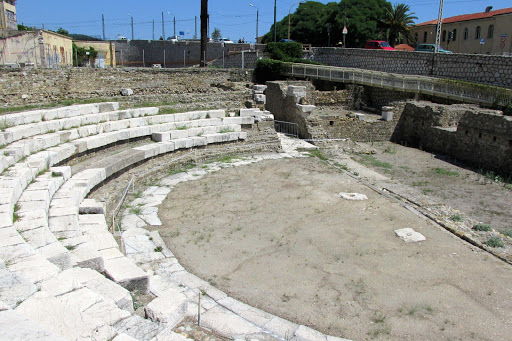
(0, 0), (17, 38)
(412, 7), (512, 55)
(74, 41), (116, 67)
(0, 30), (73, 67)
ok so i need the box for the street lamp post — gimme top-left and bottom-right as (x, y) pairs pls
(167, 12), (175, 38)
(250, 4), (259, 44)
(288, 1), (304, 42)
(128, 14), (134, 40)
(273, 0), (277, 42)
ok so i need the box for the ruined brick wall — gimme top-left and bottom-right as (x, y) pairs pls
(265, 81), (316, 139)
(394, 102), (512, 175)
(310, 48), (512, 89)
(0, 67), (253, 108)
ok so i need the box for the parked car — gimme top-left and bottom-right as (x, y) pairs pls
(219, 37), (233, 44)
(279, 39), (294, 43)
(415, 44), (452, 53)
(365, 40), (394, 50)
(168, 36), (181, 43)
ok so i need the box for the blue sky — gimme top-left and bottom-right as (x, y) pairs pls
(16, 0), (511, 42)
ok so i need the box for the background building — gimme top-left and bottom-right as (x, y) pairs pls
(0, 30), (73, 67)
(412, 7), (512, 55)
(0, 0), (17, 38)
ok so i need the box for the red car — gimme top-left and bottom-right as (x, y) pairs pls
(365, 40), (395, 50)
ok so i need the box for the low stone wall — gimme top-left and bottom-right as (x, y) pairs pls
(0, 68), (252, 108)
(310, 48), (512, 89)
(265, 81), (316, 139)
(394, 102), (512, 176)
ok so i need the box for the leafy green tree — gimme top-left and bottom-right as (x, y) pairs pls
(56, 27), (70, 36)
(261, 0), (393, 48)
(72, 43), (98, 66)
(380, 3), (417, 46)
(18, 24), (33, 31)
(335, 0), (392, 48)
(212, 27), (221, 40)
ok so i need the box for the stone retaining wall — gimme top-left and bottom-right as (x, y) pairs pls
(0, 68), (252, 108)
(394, 102), (512, 175)
(309, 48), (512, 89)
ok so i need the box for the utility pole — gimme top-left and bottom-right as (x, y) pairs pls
(194, 16), (197, 39)
(130, 15), (134, 40)
(326, 23), (331, 47)
(162, 12), (165, 40)
(343, 10), (347, 48)
(152, 20), (155, 40)
(200, 0), (208, 67)
(432, 0), (444, 75)
(273, 0), (277, 42)
(174, 16), (176, 37)
(102, 14), (105, 40)
(434, 0), (444, 53)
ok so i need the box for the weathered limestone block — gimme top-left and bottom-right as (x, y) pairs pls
(145, 288), (188, 327)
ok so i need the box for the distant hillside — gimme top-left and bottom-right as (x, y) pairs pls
(70, 34), (103, 41)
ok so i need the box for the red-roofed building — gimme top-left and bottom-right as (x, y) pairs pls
(411, 7), (512, 55)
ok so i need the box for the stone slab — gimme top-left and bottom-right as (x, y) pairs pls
(145, 288), (188, 328)
(104, 256), (149, 293)
(394, 228), (426, 243)
(0, 309), (68, 341)
(200, 306), (262, 338)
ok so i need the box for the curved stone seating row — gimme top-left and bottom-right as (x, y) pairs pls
(0, 107), (250, 174)
(0, 106), (159, 172)
(0, 111), (248, 230)
(0, 103), (253, 340)
(0, 102), (119, 130)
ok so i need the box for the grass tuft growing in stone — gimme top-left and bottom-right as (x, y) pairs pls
(308, 149), (328, 161)
(450, 214), (463, 222)
(154, 246), (163, 252)
(499, 229), (512, 238)
(433, 167), (459, 177)
(359, 155), (393, 169)
(130, 207), (142, 215)
(484, 236), (504, 248)
(473, 224), (492, 232)
(219, 128), (234, 133)
(168, 163), (195, 175)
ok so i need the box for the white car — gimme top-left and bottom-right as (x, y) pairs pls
(169, 36), (181, 42)
(219, 37), (233, 44)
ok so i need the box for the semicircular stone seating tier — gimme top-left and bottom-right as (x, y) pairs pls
(0, 102), (350, 341)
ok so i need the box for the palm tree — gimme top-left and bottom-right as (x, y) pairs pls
(200, 0), (208, 67)
(381, 3), (417, 46)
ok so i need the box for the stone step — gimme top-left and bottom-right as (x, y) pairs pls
(104, 256), (149, 293)
(0, 309), (68, 341)
(151, 124), (240, 142)
(40, 267), (134, 313)
(0, 102), (118, 128)
(0, 259), (37, 310)
(113, 315), (174, 341)
(15, 290), (122, 340)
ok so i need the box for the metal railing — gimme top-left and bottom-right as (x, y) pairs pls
(274, 120), (299, 138)
(284, 63), (512, 107)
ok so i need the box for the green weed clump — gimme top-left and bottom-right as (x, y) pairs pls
(450, 214), (463, 222)
(484, 237), (504, 248)
(433, 167), (459, 177)
(472, 224), (492, 232)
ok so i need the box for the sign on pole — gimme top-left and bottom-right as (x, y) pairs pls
(480, 38), (485, 45)
(342, 26), (348, 35)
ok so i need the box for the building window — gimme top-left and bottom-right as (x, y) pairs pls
(442, 30), (446, 42)
(488, 25), (494, 38)
(452, 29), (457, 41)
(475, 26), (481, 39)
(463, 28), (468, 40)
(423, 31), (427, 43)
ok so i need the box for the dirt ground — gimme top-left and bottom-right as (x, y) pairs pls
(344, 141), (512, 233)
(156, 156), (512, 341)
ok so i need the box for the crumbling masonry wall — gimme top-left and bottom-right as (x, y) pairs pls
(394, 102), (512, 176)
